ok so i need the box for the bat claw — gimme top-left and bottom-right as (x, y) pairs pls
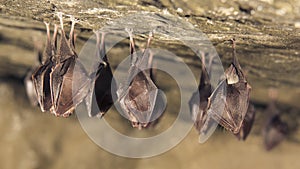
(56, 12), (64, 19)
(56, 12), (64, 24)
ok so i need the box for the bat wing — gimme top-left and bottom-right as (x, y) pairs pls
(32, 60), (53, 112)
(212, 81), (251, 134)
(50, 57), (91, 117)
(124, 70), (158, 124)
(207, 79), (227, 121)
(211, 59), (251, 134)
(86, 63), (115, 117)
(189, 91), (200, 122)
(198, 79), (226, 142)
(189, 52), (215, 138)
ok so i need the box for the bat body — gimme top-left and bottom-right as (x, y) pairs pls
(117, 30), (164, 129)
(32, 13), (92, 117)
(189, 53), (214, 134)
(209, 39), (252, 135)
(191, 39), (253, 140)
(49, 14), (92, 117)
(31, 22), (56, 112)
(85, 31), (115, 118)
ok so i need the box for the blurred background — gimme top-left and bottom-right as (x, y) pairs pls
(0, 0), (300, 169)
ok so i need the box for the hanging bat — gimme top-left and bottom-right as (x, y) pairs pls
(48, 13), (92, 117)
(85, 31), (115, 118)
(207, 39), (252, 135)
(189, 52), (215, 135)
(31, 22), (58, 112)
(117, 29), (164, 129)
(262, 89), (288, 151)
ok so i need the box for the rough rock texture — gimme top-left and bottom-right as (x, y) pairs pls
(0, 0), (299, 169)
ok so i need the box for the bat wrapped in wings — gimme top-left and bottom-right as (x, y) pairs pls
(189, 52), (215, 136)
(209, 39), (252, 135)
(30, 21), (57, 112)
(191, 39), (254, 140)
(84, 31), (115, 118)
(117, 29), (165, 129)
(31, 13), (93, 117)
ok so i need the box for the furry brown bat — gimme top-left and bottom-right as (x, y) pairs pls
(31, 22), (57, 112)
(212, 39), (251, 134)
(117, 29), (164, 129)
(48, 13), (92, 117)
(32, 13), (91, 117)
(206, 39), (252, 135)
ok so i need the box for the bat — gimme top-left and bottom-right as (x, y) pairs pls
(117, 29), (164, 129)
(209, 39), (252, 134)
(263, 89), (288, 151)
(49, 13), (92, 117)
(31, 22), (57, 112)
(85, 31), (115, 118)
(189, 52), (215, 135)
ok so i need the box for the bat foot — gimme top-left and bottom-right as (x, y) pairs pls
(69, 15), (79, 23)
(43, 21), (50, 27)
(125, 28), (134, 36)
(56, 12), (65, 30)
